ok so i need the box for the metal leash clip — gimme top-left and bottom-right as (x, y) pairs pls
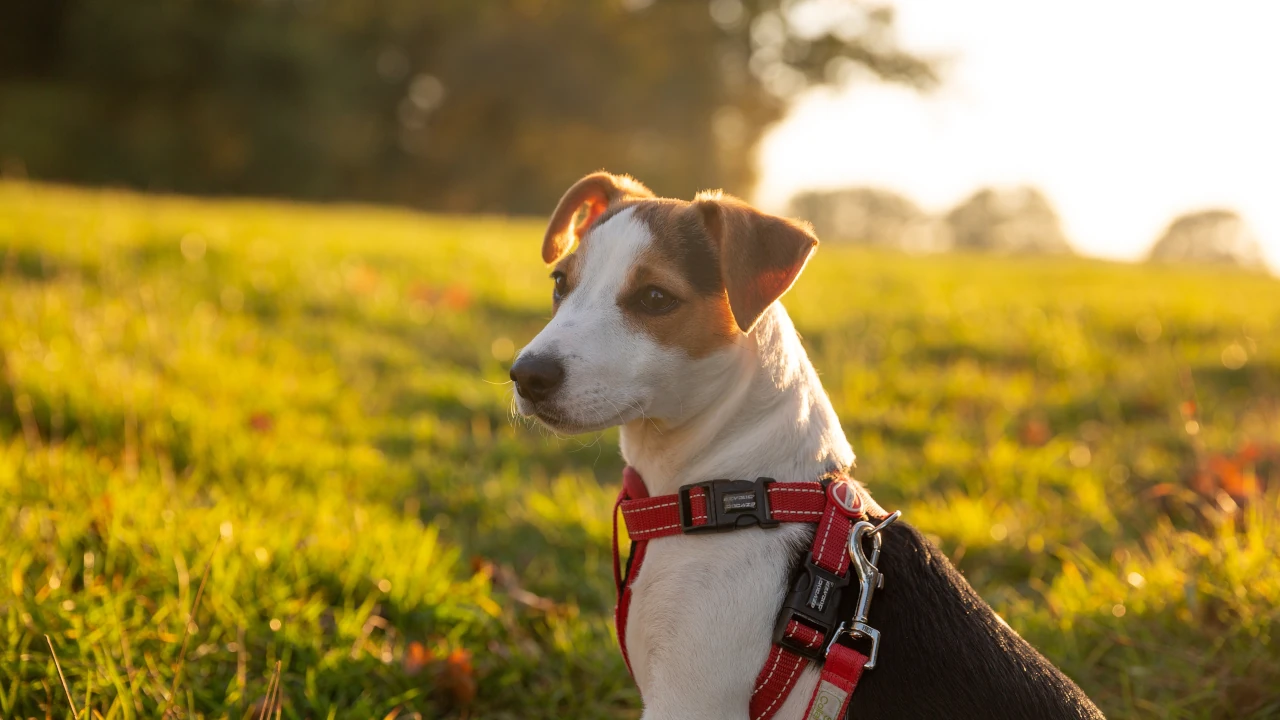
(825, 511), (901, 669)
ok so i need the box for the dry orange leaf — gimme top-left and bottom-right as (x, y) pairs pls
(402, 641), (433, 677)
(442, 648), (477, 707)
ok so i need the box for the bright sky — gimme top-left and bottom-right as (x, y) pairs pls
(757, 0), (1280, 268)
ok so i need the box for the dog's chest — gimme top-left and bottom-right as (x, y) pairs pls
(624, 524), (819, 714)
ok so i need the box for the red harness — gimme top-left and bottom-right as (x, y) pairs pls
(612, 467), (888, 720)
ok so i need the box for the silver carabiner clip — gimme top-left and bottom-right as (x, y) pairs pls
(827, 512), (900, 669)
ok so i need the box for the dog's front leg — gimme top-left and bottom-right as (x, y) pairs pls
(627, 530), (813, 720)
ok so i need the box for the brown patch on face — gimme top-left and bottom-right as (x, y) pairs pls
(542, 172), (654, 264)
(549, 252), (579, 315)
(548, 199), (649, 314)
(618, 201), (739, 357)
(694, 194), (818, 333)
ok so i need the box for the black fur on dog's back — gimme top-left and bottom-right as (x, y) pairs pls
(825, 520), (1104, 719)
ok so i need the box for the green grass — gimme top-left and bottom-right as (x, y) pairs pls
(1, 180), (1278, 719)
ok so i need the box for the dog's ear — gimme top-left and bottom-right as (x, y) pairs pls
(696, 193), (818, 334)
(543, 172), (654, 264)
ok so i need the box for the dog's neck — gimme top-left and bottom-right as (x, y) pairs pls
(620, 304), (855, 497)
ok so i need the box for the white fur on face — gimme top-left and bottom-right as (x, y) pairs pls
(514, 208), (738, 434)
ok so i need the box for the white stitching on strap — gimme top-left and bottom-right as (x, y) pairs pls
(816, 508), (836, 560)
(753, 647), (785, 694)
(632, 522), (681, 535)
(753, 628), (821, 719)
(622, 501), (678, 514)
(757, 653), (805, 719)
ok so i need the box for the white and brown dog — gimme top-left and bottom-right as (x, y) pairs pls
(511, 172), (1102, 720)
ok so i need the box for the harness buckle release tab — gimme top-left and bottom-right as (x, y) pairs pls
(772, 556), (853, 660)
(678, 478), (779, 534)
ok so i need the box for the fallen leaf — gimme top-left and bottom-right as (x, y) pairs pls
(441, 285), (470, 311)
(403, 641), (433, 677)
(248, 412), (274, 433)
(442, 648), (476, 707)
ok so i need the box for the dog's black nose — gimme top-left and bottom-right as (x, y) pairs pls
(510, 354), (565, 402)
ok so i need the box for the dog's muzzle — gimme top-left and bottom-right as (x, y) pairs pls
(510, 353), (566, 402)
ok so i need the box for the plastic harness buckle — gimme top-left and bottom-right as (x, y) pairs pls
(678, 478), (780, 534)
(771, 556), (852, 660)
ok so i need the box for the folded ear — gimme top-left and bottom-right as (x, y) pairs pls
(696, 194), (818, 333)
(542, 172), (654, 264)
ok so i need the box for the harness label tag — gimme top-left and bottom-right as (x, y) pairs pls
(805, 679), (848, 720)
(808, 576), (833, 611)
(722, 491), (757, 513)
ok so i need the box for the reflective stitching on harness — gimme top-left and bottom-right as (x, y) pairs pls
(816, 508), (837, 561)
(623, 501), (680, 513)
(753, 647), (785, 694)
(752, 625), (824, 712)
(757, 646), (811, 719)
(631, 522), (682, 535)
(764, 662), (803, 715)
(753, 624), (819, 695)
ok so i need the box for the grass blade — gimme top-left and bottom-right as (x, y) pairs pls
(161, 538), (219, 719)
(257, 661), (281, 720)
(45, 634), (80, 719)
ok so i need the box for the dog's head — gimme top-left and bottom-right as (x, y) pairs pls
(510, 171), (818, 433)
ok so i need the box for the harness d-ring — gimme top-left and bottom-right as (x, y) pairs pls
(870, 510), (902, 536)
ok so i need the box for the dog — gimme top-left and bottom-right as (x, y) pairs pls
(511, 171), (1103, 720)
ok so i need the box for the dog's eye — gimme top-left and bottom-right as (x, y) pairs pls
(636, 286), (678, 315)
(551, 271), (568, 302)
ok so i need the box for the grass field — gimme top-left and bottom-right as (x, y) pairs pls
(1, 180), (1279, 719)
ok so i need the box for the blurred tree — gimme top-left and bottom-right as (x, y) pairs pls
(1147, 209), (1267, 270)
(0, 0), (933, 214)
(789, 187), (949, 251)
(945, 187), (1074, 255)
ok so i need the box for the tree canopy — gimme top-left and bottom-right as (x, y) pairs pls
(0, 0), (934, 214)
(946, 187), (1074, 255)
(1148, 209), (1267, 269)
(790, 186), (948, 252)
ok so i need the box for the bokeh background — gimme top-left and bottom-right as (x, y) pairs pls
(1, 1), (1278, 718)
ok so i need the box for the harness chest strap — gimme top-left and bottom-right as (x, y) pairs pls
(803, 643), (867, 720)
(612, 468), (871, 720)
